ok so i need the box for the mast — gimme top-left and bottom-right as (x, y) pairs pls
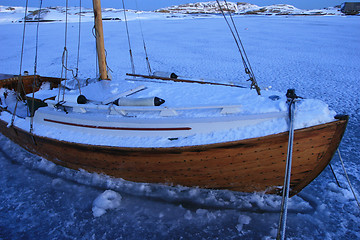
(92, 0), (109, 80)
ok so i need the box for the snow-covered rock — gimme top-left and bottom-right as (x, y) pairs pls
(155, 2), (256, 14)
(155, 1), (341, 16)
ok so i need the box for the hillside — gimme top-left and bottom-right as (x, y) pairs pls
(155, 1), (341, 15)
(0, 2), (343, 24)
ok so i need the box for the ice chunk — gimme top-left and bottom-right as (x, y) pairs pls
(236, 214), (251, 232)
(92, 190), (122, 217)
(184, 210), (192, 220)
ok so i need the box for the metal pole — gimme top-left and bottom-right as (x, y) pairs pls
(277, 89), (296, 240)
(329, 163), (341, 188)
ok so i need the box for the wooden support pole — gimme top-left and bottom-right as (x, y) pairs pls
(126, 73), (246, 89)
(92, 0), (109, 80)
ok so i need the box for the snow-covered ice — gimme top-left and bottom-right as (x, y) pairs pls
(0, 8), (359, 240)
(0, 6), (340, 148)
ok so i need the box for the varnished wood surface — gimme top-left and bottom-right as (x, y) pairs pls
(0, 115), (348, 196)
(92, 0), (109, 80)
(0, 75), (61, 97)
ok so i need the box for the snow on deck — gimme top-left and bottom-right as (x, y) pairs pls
(0, 77), (336, 147)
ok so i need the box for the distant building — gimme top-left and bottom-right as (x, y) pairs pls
(341, 2), (360, 14)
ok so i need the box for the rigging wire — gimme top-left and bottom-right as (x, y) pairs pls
(337, 149), (360, 209)
(215, 0), (261, 95)
(58, 0), (83, 97)
(58, 0), (69, 102)
(75, 0), (82, 78)
(135, 0), (152, 75)
(216, 1), (247, 68)
(224, 1), (258, 89)
(18, 0), (29, 85)
(122, 0), (136, 74)
(11, 0), (29, 126)
(29, 0), (43, 133)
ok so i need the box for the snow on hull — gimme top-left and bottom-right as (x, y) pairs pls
(0, 112), (348, 196)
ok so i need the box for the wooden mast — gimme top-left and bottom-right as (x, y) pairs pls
(92, 0), (109, 80)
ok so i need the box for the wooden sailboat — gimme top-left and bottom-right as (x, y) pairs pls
(0, 1), (348, 197)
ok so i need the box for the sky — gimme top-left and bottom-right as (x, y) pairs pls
(0, 0), (357, 10)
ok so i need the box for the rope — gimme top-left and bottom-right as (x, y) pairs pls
(92, 24), (112, 80)
(92, 26), (99, 77)
(215, 0), (261, 95)
(11, 0), (29, 126)
(122, 0), (136, 74)
(135, 0), (152, 75)
(337, 149), (360, 209)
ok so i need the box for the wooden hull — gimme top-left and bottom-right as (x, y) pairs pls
(0, 115), (348, 196)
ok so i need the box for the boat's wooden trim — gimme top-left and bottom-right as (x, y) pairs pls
(43, 118), (192, 131)
(0, 75), (61, 97)
(0, 115), (348, 197)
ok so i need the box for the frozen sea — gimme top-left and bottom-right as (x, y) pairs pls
(0, 13), (359, 239)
